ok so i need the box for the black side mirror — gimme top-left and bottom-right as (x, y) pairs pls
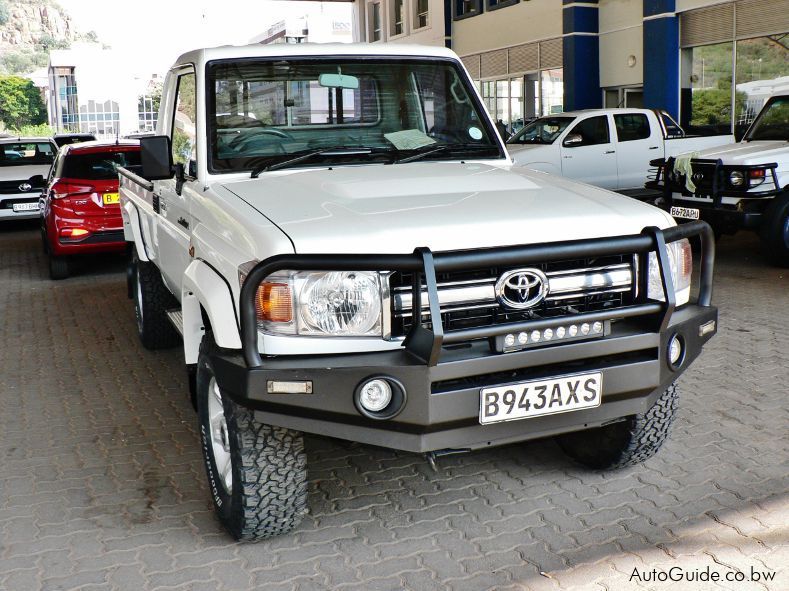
(29, 174), (45, 187)
(140, 135), (173, 180)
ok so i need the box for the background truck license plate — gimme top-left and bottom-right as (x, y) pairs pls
(12, 202), (39, 212)
(670, 206), (700, 220)
(479, 372), (602, 424)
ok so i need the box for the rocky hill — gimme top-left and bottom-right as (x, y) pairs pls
(0, 0), (96, 75)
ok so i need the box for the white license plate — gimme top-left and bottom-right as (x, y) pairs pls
(12, 202), (40, 212)
(479, 371), (602, 425)
(670, 206), (700, 220)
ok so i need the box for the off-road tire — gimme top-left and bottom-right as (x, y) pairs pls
(759, 190), (789, 267)
(49, 255), (69, 280)
(133, 252), (180, 349)
(557, 382), (679, 469)
(197, 334), (308, 541)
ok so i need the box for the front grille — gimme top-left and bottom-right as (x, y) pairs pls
(389, 254), (637, 339)
(0, 178), (45, 195)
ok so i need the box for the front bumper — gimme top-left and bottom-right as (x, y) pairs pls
(217, 221), (717, 453)
(213, 304), (717, 453)
(0, 192), (42, 220)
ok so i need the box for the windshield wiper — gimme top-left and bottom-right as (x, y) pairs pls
(394, 143), (499, 164)
(250, 146), (385, 177)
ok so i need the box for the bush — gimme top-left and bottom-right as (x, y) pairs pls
(11, 123), (54, 137)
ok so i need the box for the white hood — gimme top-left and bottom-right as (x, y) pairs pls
(692, 141), (788, 167)
(221, 162), (673, 253)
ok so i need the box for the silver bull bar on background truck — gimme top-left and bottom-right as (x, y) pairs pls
(208, 221), (717, 453)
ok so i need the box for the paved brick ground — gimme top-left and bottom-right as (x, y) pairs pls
(0, 220), (786, 591)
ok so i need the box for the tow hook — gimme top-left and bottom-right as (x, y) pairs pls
(425, 448), (471, 472)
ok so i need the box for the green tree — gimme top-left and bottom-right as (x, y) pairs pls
(0, 75), (47, 129)
(0, 0), (10, 26)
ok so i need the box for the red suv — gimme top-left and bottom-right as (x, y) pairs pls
(41, 141), (140, 279)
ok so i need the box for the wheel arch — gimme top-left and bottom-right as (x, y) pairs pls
(181, 260), (242, 364)
(122, 201), (150, 262)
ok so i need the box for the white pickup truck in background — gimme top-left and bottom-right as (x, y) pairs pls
(506, 108), (733, 194)
(647, 94), (789, 265)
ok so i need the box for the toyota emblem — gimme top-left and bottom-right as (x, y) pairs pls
(495, 268), (549, 310)
(18, 183), (32, 192)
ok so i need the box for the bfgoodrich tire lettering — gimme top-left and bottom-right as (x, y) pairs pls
(196, 334), (308, 541)
(133, 251), (180, 349)
(557, 382), (679, 469)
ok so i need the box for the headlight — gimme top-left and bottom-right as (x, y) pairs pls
(729, 170), (745, 187)
(647, 238), (692, 306)
(241, 267), (384, 337)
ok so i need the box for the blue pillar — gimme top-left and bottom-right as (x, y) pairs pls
(562, 1), (600, 111)
(643, 0), (679, 119)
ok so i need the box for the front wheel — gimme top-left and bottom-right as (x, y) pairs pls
(760, 191), (789, 267)
(557, 382), (679, 469)
(197, 334), (308, 541)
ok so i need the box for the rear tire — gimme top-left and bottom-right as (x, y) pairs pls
(197, 334), (308, 541)
(557, 382), (679, 469)
(133, 252), (180, 349)
(48, 255), (69, 280)
(760, 191), (789, 267)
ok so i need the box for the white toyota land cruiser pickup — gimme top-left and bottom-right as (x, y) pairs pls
(647, 95), (789, 266)
(118, 44), (718, 541)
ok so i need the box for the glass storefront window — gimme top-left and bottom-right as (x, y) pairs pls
(509, 77), (524, 133)
(735, 36), (789, 128)
(540, 69), (564, 115)
(687, 42), (734, 134)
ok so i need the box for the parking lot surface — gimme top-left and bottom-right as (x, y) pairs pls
(0, 220), (786, 591)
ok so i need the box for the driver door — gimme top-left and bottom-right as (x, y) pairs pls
(559, 115), (618, 189)
(155, 67), (197, 297)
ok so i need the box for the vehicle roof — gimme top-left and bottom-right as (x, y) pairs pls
(54, 133), (96, 138)
(173, 42), (460, 69)
(0, 136), (57, 144)
(61, 140), (140, 155)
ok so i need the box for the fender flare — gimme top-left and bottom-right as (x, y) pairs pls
(181, 260), (242, 364)
(122, 201), (149, 262)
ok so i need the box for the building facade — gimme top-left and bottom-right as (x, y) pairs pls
(250, 3), (354, 45)
(353, 0), (789, 135)
(47, 46), (160, 138)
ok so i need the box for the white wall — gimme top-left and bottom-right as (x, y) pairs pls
(453, 0), (561, 56)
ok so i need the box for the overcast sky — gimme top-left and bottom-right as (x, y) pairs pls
(57, 0), (352, 74)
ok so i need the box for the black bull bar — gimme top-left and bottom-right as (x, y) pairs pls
(239, 222), (715, 369)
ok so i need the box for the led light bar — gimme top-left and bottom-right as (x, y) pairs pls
(495, 320), (611, 353)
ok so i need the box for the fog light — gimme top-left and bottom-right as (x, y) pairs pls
(556, 326), (566, 338)
(729, 170), (745, 186)
(581, 323), (590, 335)
(358, 379), (392, 412)
(568, 325), (578, 337)
(504, 334), (515, 347)
(668, 334), (684, 368)
(543, 328), (553, 340)
(592, 322), (603, 333)
(518, 332), (528, 345)
(530, 330), (541, 342)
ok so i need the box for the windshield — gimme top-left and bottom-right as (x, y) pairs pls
(206, 58), (501, 173)
(507, 117), (575, 145)
(746, 97), (789, 142)
(0, 141), (56, 167)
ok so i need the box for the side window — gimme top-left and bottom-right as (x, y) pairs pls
(172, 71), (197, 176)
(614, 114), (651, 142)
(567, 116), (610, 146)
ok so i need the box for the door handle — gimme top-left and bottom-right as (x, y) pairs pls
(605, 150), (615, 154)
(649, 146), (660, 150)
(177, 217), (189, 230)
(563, 155), (572, 159)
